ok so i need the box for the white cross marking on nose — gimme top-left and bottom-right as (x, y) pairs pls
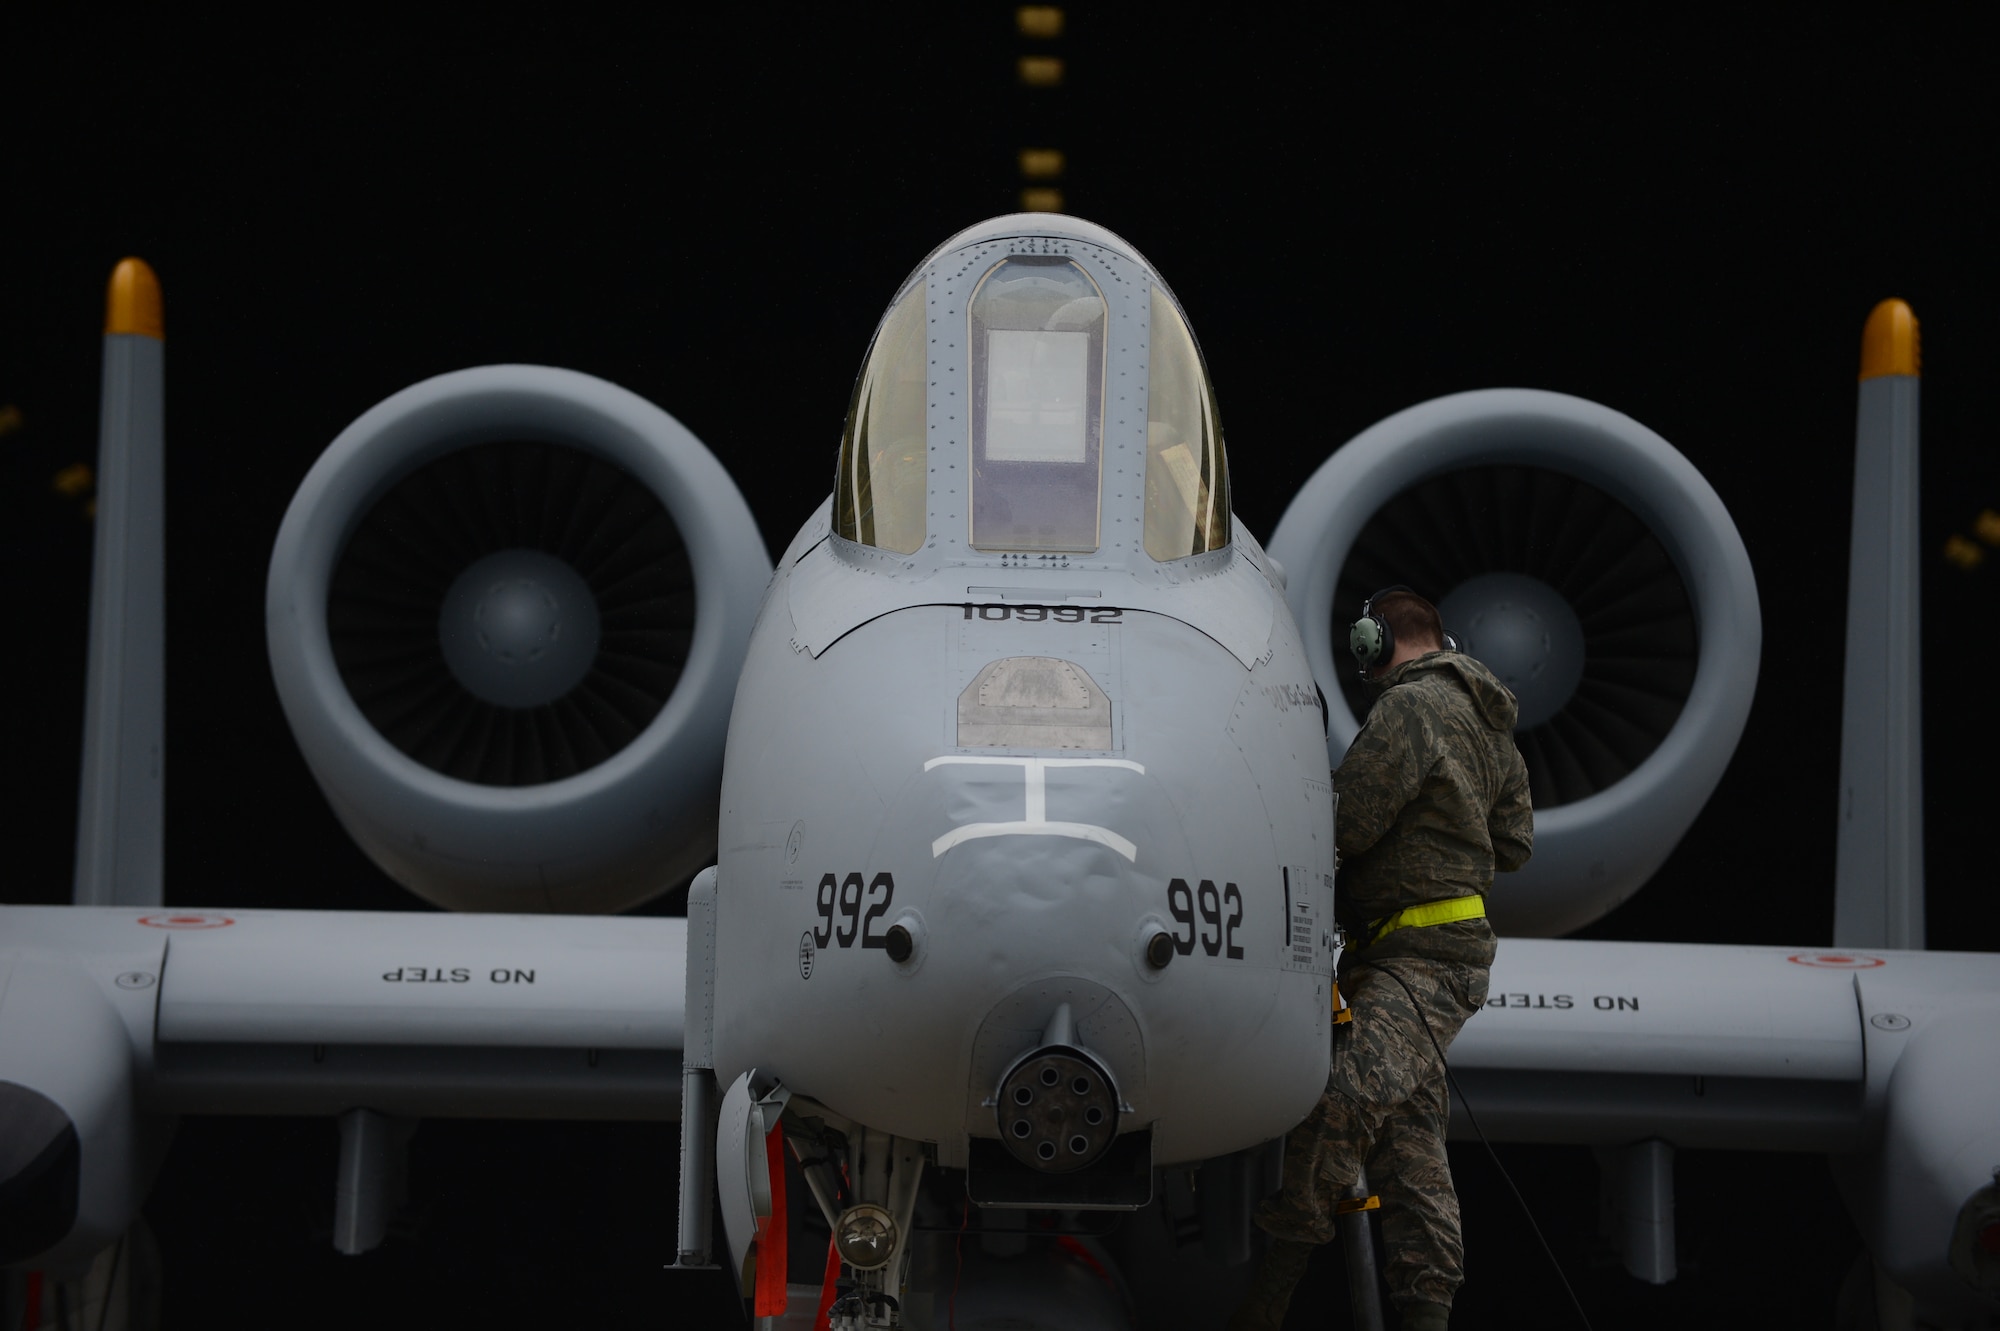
(922, 756), (1147, 861)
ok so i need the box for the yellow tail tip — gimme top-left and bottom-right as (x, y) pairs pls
(1859, 298), (1918, 381)
(105, 257), (163, 339)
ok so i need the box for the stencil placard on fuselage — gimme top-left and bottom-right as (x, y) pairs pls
(1282, 865), (1332, 973)
(950, 604), (1123, 752)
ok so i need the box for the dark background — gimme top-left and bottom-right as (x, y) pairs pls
(4, 7), (1996, 1327)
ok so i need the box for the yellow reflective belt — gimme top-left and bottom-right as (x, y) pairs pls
(1367, 895), (1486, 946)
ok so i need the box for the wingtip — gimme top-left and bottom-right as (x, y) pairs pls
(1859, 298), (1918, 381)
(105, 257), (163, 340)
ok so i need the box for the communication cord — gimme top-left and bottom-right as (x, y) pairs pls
(947, 1193), (970, 1330)
(94, 1233), (124, 1331)
(1346, 958), (1596, 1331)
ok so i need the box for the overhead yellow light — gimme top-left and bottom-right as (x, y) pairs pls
(1020, 186), (1065, 213)
(1017, 6), (1063, 38)
(1018, 55), (1064, 87)
(1018, 148), (1065, 180)
(0, 403), (22, 437)
(1944, 534), (1984, 570)
(1975, 508), (2000, 546)
(53, 462), (94, 498)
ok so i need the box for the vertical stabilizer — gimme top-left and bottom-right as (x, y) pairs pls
(73, 258), (166, 907)
(1834, 299), (1923, 948)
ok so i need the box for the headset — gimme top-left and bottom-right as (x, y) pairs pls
(1349, 585), (1457, 677)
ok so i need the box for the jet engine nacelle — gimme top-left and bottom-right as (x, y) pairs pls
(1269, 389), (1761, 937)
(267, 366), (771, 913)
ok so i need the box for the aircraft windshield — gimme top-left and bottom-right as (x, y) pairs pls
(1143, 285), (1230, 560)
(835, 279), (927, 554)
(968, 259), (1106, 553)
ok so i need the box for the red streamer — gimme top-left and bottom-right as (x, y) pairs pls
(752, 1119), (790, 1317)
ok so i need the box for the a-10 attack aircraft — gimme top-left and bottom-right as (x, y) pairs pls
(3, 214), (1997, 1329)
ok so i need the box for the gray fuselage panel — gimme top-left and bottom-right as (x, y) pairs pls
(713, 559), (1335, 1167)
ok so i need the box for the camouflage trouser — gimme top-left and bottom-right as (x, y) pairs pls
(1253, 955), (1489, 1311)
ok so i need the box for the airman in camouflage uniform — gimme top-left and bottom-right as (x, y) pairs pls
(1230, 590), (1531, 1331)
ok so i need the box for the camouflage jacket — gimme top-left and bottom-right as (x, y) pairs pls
(1333, 651), (1532, 965)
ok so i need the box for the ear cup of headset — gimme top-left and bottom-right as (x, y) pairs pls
(1351, 586), (1458, 674)
(1351, 584), (1419, 676)
(1349, 611), (1391, 672)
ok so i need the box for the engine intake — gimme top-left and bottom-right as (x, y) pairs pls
(1270, 390), (1760, 936)
(328, 438), (690, 787)
(1338, 465), (1698, 810)
(268, 366), (771, 913)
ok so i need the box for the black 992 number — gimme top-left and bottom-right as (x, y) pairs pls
(813, 872), (895, 949)
(1166, 878), (1244, 959)
(961, 603), (1122, 624)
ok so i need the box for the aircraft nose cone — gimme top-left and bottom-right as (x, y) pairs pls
(438, 548), (601, 708)
(1439, 571), (1584, 729)
(480, 581), (561, 660)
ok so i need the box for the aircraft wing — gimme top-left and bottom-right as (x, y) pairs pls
(1454, 936), (1869, 1150)
(0, 902), (687, 1266)
(1444, 936), (2000, 1301)
(2, 904), (686, 1118)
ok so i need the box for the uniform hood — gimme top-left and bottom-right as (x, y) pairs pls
(1372, 650), (1520, 731)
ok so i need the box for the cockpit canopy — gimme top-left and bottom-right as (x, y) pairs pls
(1141, 282), (1230, 561)
(969, 258), (1106, 553)
(835, 236), (1229, 562)
(834, 277), (928, 554)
